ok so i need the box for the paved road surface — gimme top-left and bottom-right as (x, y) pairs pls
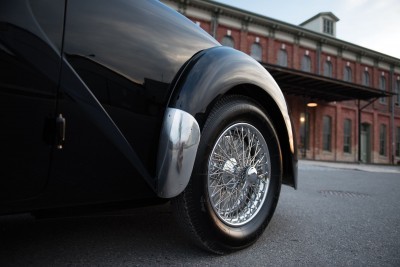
(1, 161), (399, 266)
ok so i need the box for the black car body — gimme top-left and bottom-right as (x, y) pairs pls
(0, 0), (297, 253)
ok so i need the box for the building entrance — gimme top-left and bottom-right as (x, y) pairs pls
(361, 123), (371, 163)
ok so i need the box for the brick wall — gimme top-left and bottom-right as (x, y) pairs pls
(180, 6), (400, 164)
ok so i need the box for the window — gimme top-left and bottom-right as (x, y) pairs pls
(343, 119), (352, 153)
(323, 115), (332, 151)
(379, 76), (386, 104)
(277, 49), (288, 67)
(301, 55), (311, 72)
(250, 43), (262, 61)
(344, 66), (352, 82)
(396, 127), (400, 157)
(299, 112), (310, 150)
(362, 71), (370, 86)
(221, 36), (234, 48)
(323, 61), (332, 77)
(379, 124), (387, 156)
(323, 19), (333, 35)
(396, 80), (400, 105)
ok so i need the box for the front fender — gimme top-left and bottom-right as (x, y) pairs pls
(170, 47), (287, 119)
(168, 46), (297, 188)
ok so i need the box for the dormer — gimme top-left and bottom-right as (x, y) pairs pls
(300, 12), (339, 37)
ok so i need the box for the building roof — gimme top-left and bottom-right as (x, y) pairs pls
(167, 0), (398, 102)
(263, 63), (393, 102)
(197, 0), (399, 65)
(299, 12), (340, 26)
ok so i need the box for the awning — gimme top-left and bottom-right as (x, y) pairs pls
(263, 63), (393, 102)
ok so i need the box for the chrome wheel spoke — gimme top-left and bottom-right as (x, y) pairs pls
(207, 123), (271, 226)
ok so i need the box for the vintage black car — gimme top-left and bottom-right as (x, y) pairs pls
(0, 0), (297, 254)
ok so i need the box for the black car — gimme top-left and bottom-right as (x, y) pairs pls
(0, 0), (297, 254)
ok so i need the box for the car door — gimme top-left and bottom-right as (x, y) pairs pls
(45, 0), (162, 206)
(0, 0), (64, 203)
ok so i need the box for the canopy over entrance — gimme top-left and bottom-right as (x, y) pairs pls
(264, 63), (393, 102)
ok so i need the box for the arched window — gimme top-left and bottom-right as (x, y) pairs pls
(362, 71), (370, 86)
(344, 66), (352, 82)
(323, 61), (333, 77)
(301, 55), (311, 72)
(379, 76), (387, 104)
(221, 36), (234, 48)
(250, 43), (262, 61)
(277, 49), (288, 67)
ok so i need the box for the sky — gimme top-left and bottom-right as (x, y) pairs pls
(214, 0), (400, 59)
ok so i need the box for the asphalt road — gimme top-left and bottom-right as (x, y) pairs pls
(1, 162), (400, 266)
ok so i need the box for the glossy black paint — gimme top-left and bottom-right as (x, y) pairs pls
(0, 0), (218, 213)
(0, 0), (63, 202)
(0, 0), (296, 214)
(62, 0), (217, 174)
(46, 0), (218, 208)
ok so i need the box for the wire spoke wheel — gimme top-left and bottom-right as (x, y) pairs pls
(208, 123), (271, 226)
(172, 96), (282, 254)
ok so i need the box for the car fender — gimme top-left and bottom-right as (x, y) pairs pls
(167, 46), (297, 189)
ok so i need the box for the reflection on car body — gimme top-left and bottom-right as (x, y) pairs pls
(0, 0), (297, 254)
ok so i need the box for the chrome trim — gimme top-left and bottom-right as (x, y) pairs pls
(156, 108), (200, 198)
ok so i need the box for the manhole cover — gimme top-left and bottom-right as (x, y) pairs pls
(318, 190), (370, 198)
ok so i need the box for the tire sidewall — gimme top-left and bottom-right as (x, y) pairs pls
(190, 98), (282, 250)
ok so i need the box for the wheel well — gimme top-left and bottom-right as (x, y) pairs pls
(194, 84), (296, 188)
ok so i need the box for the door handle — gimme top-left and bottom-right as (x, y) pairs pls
(56, 114), (66, 149)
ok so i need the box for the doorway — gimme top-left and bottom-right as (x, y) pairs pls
(360, 123), (371, 163)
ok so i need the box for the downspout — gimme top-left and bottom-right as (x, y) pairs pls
(211, 8), (220, 39)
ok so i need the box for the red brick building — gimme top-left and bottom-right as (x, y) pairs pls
(162, 0), (400, 164)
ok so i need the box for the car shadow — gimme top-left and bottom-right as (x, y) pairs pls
(0, 203), (216, 266)
(0, 199), (296, 266)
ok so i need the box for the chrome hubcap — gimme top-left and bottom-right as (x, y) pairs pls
(207, 123), (271, 226)
(246, 166), (258, 185)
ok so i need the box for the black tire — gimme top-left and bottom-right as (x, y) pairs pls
(172, 95), (282, 254)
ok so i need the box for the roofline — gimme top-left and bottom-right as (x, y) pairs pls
(299, 12), (339, 26)
(188, 0), (399, 65)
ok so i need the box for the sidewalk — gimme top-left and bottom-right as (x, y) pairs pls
(299, 160), (400, 174)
